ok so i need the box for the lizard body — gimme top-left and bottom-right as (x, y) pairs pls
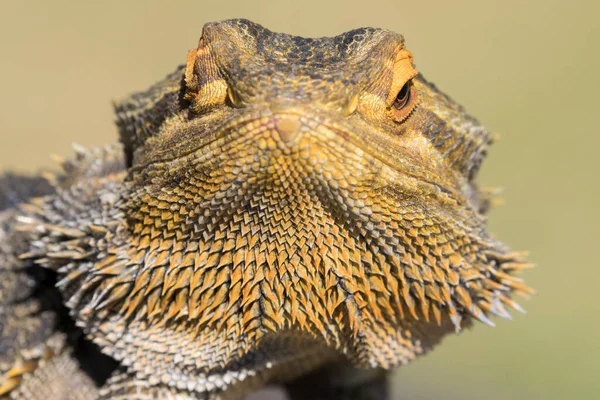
(0, 19), (531, 399)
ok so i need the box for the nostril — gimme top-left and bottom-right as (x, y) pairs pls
(275, 116), (301, 143)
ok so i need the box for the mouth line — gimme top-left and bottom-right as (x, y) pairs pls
(131, 108), (458, 201)
(132, 108), (318, 171)
(323, 122), (458, 199)
(131, 112), (270, 171)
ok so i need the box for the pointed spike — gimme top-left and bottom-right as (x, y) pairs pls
(431, 303), (442, 326)
(403, 296), (419, 320)
(478, 300), (492, 314)
(471, 305), (495, 327)
(425, 283), (444, 303)
(493, 270), (523, 283)
(57, 268), (86, 288)
(490, 301), (513, 320)
(447, 302), (462, 332)
(95, 259), (127, 276)
(146, 290), (162, 318)
(500, 295), (527, 314)
(502, 262), (536, 271)
(411, 283), (429, 321)
(450, 314), (461, 333)
(122, 291), (145, 319)
(510, 282), (536, 296)
(455, 286), (473, 310)
(19, 251), (40, 260)
(144, 267), (166, 295)
(84, 286), (114, 313)
(95, 284), (131, 311)
(162, 269), (182, 297)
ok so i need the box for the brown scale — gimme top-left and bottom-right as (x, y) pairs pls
(12, 18), (534, 400)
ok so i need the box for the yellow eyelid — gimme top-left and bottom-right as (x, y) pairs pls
(185, 40), (229, 113)
(386, 49), (419, 105)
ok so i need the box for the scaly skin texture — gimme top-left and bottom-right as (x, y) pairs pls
(0, 19), (532, 399)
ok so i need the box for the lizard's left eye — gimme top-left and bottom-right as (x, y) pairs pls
(389, 79), (417, 122)
(393, 81), (412, 110)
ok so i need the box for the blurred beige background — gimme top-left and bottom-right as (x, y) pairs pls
(1, 0), (598, 399)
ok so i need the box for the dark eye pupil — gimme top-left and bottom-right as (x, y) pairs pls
(394, 81), (411, 109)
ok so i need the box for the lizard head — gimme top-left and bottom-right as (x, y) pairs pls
(31, 19), (532, 382)
(125, 19), (493, 213)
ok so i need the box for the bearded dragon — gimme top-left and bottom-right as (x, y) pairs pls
(0, 19), (532, 400)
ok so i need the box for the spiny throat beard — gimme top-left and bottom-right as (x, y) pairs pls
(47, 116), (531, 369)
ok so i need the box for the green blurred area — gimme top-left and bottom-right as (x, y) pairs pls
(0, 1), (597, 399)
